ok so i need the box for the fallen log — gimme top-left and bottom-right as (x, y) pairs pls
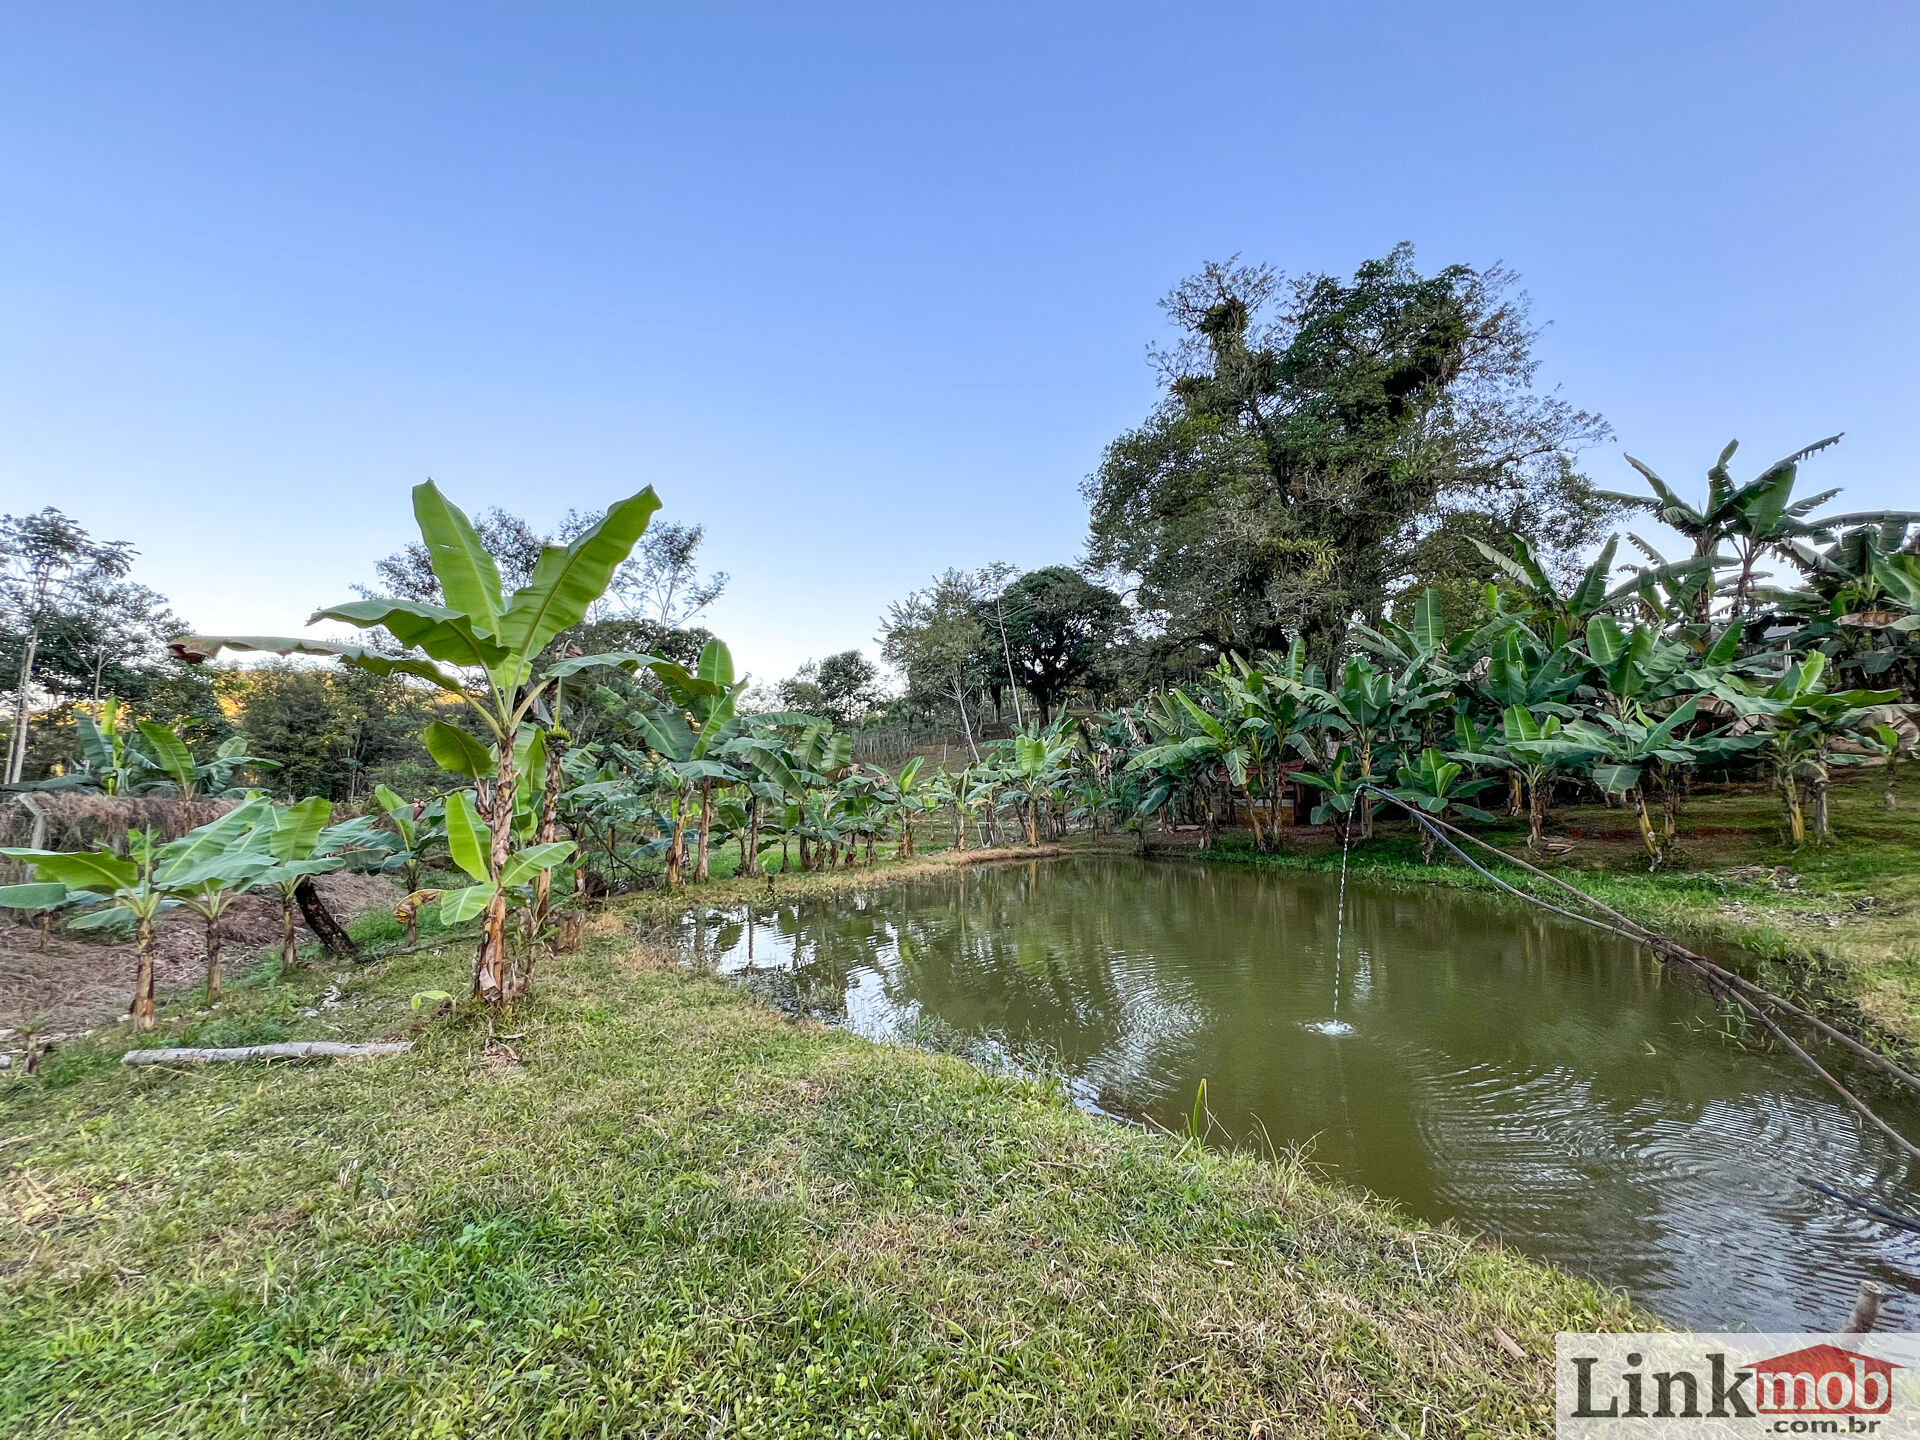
(121, 1041), (414, 1066)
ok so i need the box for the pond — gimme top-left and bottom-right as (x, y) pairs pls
(685, 856), (1920, 1331)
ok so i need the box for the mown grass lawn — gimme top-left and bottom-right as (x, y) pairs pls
(1, 867), (1635, 1439)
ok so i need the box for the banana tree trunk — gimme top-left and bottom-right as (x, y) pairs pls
(131, 914), (156, 1031)
(1244, 785), (1265, 852)
(1358, 744), (1374, 840)
(666, 795), (686, 887)
(1630, 788), (1662, 869)
(1508, 772), (1524, 817)
(204, 914), (223, 1006)
(1527, 775), (1548, 852)
(1811, 766), (1832, 842)
(1025, 799), (1039, 847)
(695, 779), (713, 882)
(952, 803), (967, 852)
(475, 744), (516, 1001)
(533, 739), (563, 932)
(743, 795), (759, 876)
(1780, 765), (1808, 846)
(900, 812), (914, 858)
(865, 832), (875, 865)
(280, 892), (298, 977)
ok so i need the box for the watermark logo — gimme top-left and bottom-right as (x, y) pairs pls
(1558, 1335), (1920, 1437)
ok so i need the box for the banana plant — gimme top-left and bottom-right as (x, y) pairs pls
(639, 640), (750, 882)
(238, 797), (353, 978)
(2, 832), (177, 1029)
(1388, 747), (1499, 863)
(368, 784), (446, 943)
(1720, 652), (1901, 844)
(1219, 661), (1317, 847)
(170, 479), (663, 1003)
(132, 722), (279, 799)
(155, 797), (277, 1003)
(1292, 745), (1366, 827)
(1485, 707), (1595, 853)
(0, 881), (98, 952)
(1860, 721), (1914, 812)
(1552, 699), (1754, 868)
(1472, 534), (1641, 639)
(870, 756), (929, 857)
(1581, 615), (1742, 715)
(1600, 435), (1919, 617)
(1302, 655), (1451, 838)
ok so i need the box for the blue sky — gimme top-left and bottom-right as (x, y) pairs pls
(1, 3), (1914, 684)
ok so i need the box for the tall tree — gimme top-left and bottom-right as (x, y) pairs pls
(778, 650), (881, 730)
(0, 510), (137, 783)
(1083, 246), (1610, 670)
(879, 566), (1001, 760)
(992, 567), (1126, 724)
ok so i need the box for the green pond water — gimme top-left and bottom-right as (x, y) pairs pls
(686, 856), (1920, 1330)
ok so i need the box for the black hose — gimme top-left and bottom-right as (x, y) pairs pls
(1800, 1178), (1920, 1237)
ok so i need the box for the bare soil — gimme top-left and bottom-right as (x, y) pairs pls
(0, 871), (401, 1037)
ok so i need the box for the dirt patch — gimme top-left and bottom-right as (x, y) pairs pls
(0, 871), (401, 1037)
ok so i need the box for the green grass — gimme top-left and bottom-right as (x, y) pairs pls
(1, 863), (1635, 1438)
(1196, 768), (1920, 1054)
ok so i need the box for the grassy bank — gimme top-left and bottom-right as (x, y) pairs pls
(0, 860), (1635, 1439)
(1188, 768), (1920, 1054)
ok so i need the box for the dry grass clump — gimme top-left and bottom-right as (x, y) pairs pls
(5, 793), (237, 854)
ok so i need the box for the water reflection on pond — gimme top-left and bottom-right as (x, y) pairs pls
(687, 857), (1920, 1331)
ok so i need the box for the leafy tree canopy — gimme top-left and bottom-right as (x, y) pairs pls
(779, 650), (881, 731)
(992, 567), (1127, 724)
(1083, 245), (1613, 670)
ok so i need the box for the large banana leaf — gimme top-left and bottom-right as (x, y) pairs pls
(1173, 689), (1229, 742)
(496, 487), (661, 661)
(75, 708), (113, 773)
(0, 847), (139, 891)
(544, 650), (664, 680)
(0, 882), (72, 910)
(156, 798), (273, 882)
(424, 721), (494, 780)
(1411, 587), (1446, 653)
(311, 600), (510, 672)
(632, 704), (697, 763)
(135, 721), (197, 792)
(500, 841), (575, 888)
(412, 480), (506, 637)
(730, 740), (802, 797)
(444, 791), (493, 883)
(438, 883), (498, 925)
(1585, 616), (1628, 667)
(689, 684), (744, 759)
(167, 636), (468, 695)
(1591, 762), (1643, 797)
(269, 797), (333, 862)
(696, 638), (735, 689)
